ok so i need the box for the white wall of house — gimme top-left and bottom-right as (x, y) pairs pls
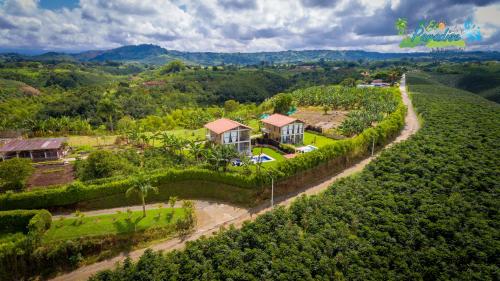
(280, 122), (304, 144)
(221, 127), (251, 154)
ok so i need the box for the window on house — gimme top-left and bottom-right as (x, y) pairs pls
(223, 132), (230, 143)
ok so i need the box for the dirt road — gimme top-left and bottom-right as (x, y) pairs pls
(50, 75), (419, 281)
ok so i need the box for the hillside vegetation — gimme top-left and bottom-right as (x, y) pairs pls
(3, 44), (499, 65)
(430, 62), (500, 103)
(90, 73), (499, 280)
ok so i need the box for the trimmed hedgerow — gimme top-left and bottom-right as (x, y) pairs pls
(0, 210), (49, 234)
(0, 209), (51, 234)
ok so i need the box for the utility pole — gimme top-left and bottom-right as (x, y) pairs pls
(371, 136), (375, 156)
(271, 177), (274, 208)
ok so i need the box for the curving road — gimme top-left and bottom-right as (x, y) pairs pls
(50, 75), (420, 281)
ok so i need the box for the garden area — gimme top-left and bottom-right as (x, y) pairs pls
(44, 207), (186, 242)
(0, 195), (196, 280)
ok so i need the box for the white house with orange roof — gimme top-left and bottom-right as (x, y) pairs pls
(204, 118), (252, 154)
(261, 113), (305, 144)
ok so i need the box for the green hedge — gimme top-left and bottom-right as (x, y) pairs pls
(0, 168), (260, 211)
(27, 210), (52, 235)
(0, 210), (44, 233)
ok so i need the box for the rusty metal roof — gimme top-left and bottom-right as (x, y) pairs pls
(0, 138), (67, 152)
(204, 118), (251, 135)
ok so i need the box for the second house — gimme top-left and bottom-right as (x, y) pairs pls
(261, 113), (305, 145)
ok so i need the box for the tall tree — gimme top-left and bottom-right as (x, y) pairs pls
(126, 173), (158, 217)
(273, 93), (293, 114)
(97, 97), (122, 132)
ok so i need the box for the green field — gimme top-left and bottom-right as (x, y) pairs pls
(67, 135), (118, 147)
(159, 128), (205, 142)
(67, 128), (205, 148)
(44, 208), (185, 242)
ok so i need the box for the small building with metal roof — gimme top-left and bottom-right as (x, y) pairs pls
(0, 138), (67, 161)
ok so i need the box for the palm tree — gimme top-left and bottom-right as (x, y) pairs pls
(127, 129), (140, 145)
(97, 97), (122, 132)
(158, 132), (172, 150)
(139, 133), (150, 148)
(126, 173), (158, 217)
(150, 131), (161, 147)
(388, 70), (399, 86)
(189, 141), (205, 164)
(208, 144), (238, 172)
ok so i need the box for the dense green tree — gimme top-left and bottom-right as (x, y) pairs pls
(97, 97), (122, 132)
(340, 77), (356, 87)
(76, 150), (133, 181)
(0, 158), (34, 190)
(160, 60), (185, 74)
(273, 93), (293, 114)
(223, 99), (240, 112)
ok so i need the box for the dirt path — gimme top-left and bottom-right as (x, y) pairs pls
(50, 75), (419, 281)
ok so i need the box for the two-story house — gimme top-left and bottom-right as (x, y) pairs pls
(204, 118), (252, 154)
(261, 113), (305, 144)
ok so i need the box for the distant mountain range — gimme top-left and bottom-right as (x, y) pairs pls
(1, 44), (499, 65)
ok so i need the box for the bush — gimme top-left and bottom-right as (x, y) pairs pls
(0, 168), (261, 211)
(0, 210), (42, 233)
(27, 210), (52, 235)
(0, 158), (34, 190)
(76, 150), (135, 181)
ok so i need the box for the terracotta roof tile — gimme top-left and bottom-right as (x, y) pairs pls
(261, 113), (301, 127)
(204, 118), (250, 135)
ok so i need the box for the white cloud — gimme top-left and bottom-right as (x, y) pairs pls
(0, 0), (498, 52)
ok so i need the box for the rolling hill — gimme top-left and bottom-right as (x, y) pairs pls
(2, 44), (499, 66)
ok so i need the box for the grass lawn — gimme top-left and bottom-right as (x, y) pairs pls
(67, 128), (204, 149)
(44, 208), (185, 242)
(163, 128), (205, 141)
(303, 131), (336, 148)
(68, 135), (118, 147)
(252, 147), (286, 168)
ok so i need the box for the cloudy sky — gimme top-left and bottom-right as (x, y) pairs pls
(0, 0), (499, 53)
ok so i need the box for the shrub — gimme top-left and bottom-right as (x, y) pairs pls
(0, 210), (41, 233)
(76, 150), (135, 181)
(27, 210), (52, 236)
(0, 158), (34, 190)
